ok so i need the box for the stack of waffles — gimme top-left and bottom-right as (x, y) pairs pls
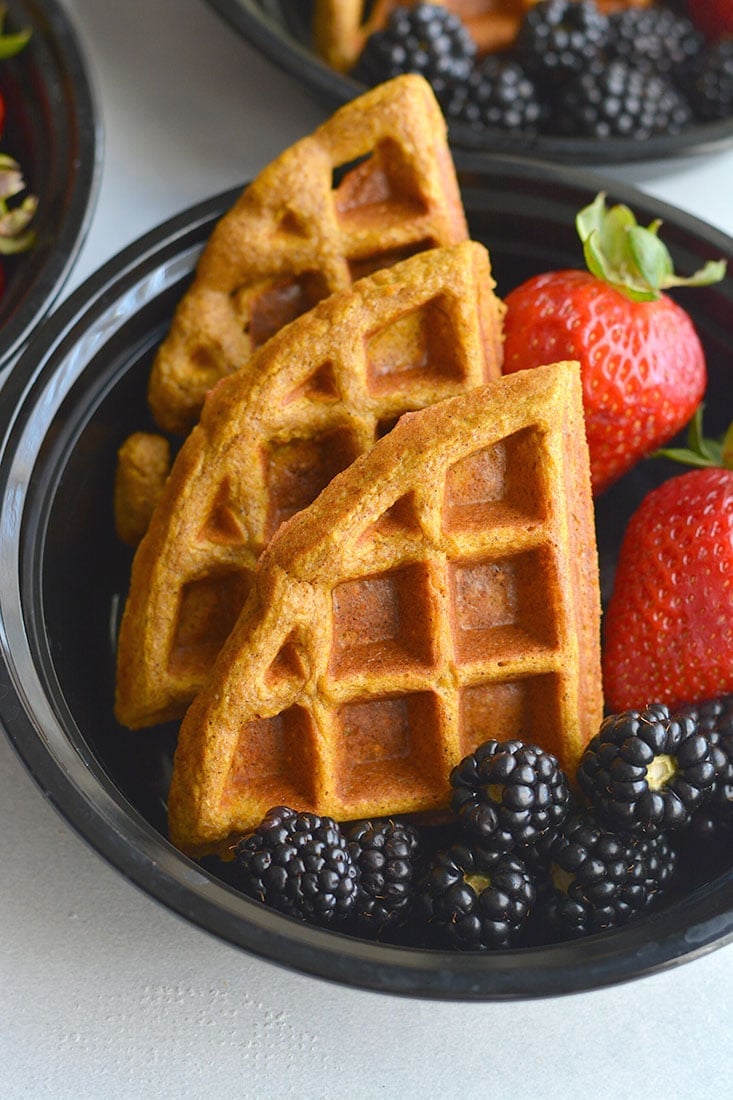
(113, 75), (603, 858)
(115, 240), (504, 729)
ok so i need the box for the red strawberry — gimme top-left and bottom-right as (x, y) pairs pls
(603, 409), (733, 712)
(503, 192), (725, 496)
(685, 0), (733, 39)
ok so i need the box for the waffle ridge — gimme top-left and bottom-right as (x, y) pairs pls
(115, 241), (505, 730)
(167, 361), (603, 856)
(147, 74), (468, 435)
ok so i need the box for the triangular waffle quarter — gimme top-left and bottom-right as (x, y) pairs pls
(148, 73), (468, 435)
(116, 241), (505, 730)
(167, 361), (603, 857)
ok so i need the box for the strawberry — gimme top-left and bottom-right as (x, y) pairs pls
(685, 0), (733, 39)
(603, 408), (733, 713)
(503, 192), (725, 496)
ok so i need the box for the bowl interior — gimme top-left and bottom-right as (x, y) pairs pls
(2, 161), (733, 998)
(0, 0), (100, 369)
(203, 0), (733, 165)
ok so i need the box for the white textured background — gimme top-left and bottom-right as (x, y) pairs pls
(1, 1), (732, 1096)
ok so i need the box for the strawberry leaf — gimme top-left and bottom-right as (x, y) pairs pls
(627, 225), (672, 291)
(0, 26), (30, 58)
(576, 192), (727, 302)
(653, 405), (733, 469)
(660, 258), (728, 289)
(0, 3), (31, 58)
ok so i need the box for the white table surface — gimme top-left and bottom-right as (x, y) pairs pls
(2, 1), (733, 1096)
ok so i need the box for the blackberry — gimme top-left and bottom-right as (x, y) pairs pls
(688, 40), (733, 123)
(577, 703), (716, 834)
(351, 3), (476, 102)
(418, 841), (535, 949)
(534, 812), (646, 939)
(450, 739), (570, 851)
(514, 0), (610, 89)
(677, 695), (733, 840)
(606, 5), (704, 82)
(555, 58), (693, 139)
(630, 832), (678, 909)
(442, 54), (546, 135)
(233, 806), (360, 926)
(345, 818), (420, 937)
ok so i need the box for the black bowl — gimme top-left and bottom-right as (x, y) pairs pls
(1, 158), (732, 999)
(201, 0), (733, 166)
(0, 0), (102, 370)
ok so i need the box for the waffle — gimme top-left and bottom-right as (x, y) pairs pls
(114, 432), (171, 547)
(167, 361), (603, 857)
(314, 0), (652, 71)
(147, 74), (467, 435)
(116, 241), (505, 731)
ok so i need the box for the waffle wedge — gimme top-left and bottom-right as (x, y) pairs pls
(167, 361), (603, 857)
(147, 74), (468, 435)
(116, 241), (505, 731)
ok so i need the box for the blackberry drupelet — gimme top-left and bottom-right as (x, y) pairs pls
(233, 806), (360, 926)
(533, 812), (646, 939)
(688, 40), (733, 123)
(678, 694), (733, 840)
(514, 0), (610, 89)
(441, 54), (546, 134)
(555, 59), (693, 139)
(418, 841), (535, 949)
(577, 703), (716, 834)
(606, 5), (704, 81)
(450, 739), (570, 851)
(345, 818), (420, 937)
(351, 2), (476, 102)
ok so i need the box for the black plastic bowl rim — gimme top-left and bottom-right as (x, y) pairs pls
(0, 0), (102, 370)
(1, 156), (733, 1000)
(202, 0), (733, 166)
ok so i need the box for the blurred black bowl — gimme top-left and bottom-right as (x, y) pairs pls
(1, 157), (732, 999)
(0, 0), (102, 370)
(201, 0), (733, 166)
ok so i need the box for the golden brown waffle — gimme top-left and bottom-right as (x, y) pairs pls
(147, 74), (468, 435)
(116, 241), (505, 731)
(167, 361), (603, 857)
(314, 0), (652, 71)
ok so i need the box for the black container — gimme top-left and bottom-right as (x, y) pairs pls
(1, 158), (732, 999)
(0, 0), (102, 370)
(202, 0), (733, 166)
